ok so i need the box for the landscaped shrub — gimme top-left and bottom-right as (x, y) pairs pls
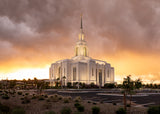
(45, 110), (56, 114)
(116, 108), (126, 114)
(25, 93), (29, 95)
(17, 92), (22, 95)
(32, 96), (37, 99)
(92, 106), (100, 114)
(88, 101), (91, 103)
(74, 102), (81, 108)
(113, 102), (117, 105)
(126, 104), (130, 107)
(12, 107), (25, 114)
(74, 96), (81, 102)
(67, 82), (72, 88)
(63, 98), (69, 103)
(58, 95), (63, 100)
(0, 103), (10, 113)
(43, 103), (52, 109)
(60, 107), (71, 114)
(77, 105), (84, 112)
(147, 105), (160, 114)
(2, 94), (9, 99)
(44, 94), (48, 98)
(93, 102), (97, 105)
(38, 96), (45, 100)
(21, 97), (30, 104)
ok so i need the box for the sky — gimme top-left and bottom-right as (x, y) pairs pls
(0, 0), (160, 83)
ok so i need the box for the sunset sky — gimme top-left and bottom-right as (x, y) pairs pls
(0, 0), (160, 83)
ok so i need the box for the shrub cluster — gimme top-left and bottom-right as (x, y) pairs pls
(116, 108), (126, 114)
(92, 106), (100, 114)
(147, 105), (160, 114)
(60, 107), (71, 114)
(74, 103), (84, 112)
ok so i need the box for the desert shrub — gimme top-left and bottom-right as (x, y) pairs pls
(43, 103), (52, 109)
(74, 96), (81, 102)
(58, 95), (63, 100)
(74, 103), (81, 108)
(77, 105), (84, 112)
(0, 103), (10, 113)
(92, 106), (100, 114)
(60, 107), (71, 114)
(44, 94), (48, 98)
(20, 97), (24, 100)
(25, 93), (29, 95)
(45, 110), (56, 114)
(147, 105), (160, 114)
(126, 104), (130, 107)
(2, 94), (10, 99)
(63, 98), (69, 103)
(50, 96), (59, 102)
(17, 92), (22, 95)
(21, 97), (30, 104)
(46, 98), (50, 102)
(88, 101), (91, 103)
(116, 108), (126, 114)
(38, 96), (45, 100)
(12, 107), (25, 114)
(32, 96), (37, 99)
(68, 96), (72, 100)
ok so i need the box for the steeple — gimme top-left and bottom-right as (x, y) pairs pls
(79, 14), (84, 41)
(74, 14), (89, 57)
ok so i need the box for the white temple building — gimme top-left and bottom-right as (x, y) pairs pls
(49, 16), (114, 86)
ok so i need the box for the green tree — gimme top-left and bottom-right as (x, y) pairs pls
(135, 79), (142, 89)
(122, 75), (134, 110)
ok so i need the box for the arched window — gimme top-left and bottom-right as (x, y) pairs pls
(76, 47), (78, 56)
(58, 67), (61, 78)
(83, 47), (87, 56)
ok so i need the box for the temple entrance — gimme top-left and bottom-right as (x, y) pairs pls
(99, 69), (102, 86)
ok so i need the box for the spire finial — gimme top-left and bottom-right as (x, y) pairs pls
(81, 13), (83, 29)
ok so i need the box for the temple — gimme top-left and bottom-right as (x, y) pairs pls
(49, 15), (114, 86)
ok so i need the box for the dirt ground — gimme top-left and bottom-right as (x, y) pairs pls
(0, 90), (147, 114)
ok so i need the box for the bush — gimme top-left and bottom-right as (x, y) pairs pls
(93, 102), (97, 105)
(63, 98), (69, 103)
(38, 96), (45, 100)
(104, 83), (115, 88)
(45, 111), (56, 114)
(21, 97), (30, 104)
(113, 102), (117, 105)
(88, 101), (91, 103)
(74, 103), (81, 108)
(60, 107), (71, 114)
(77, 105), (84, 112)
(92, 106), (100, 114)
(0, 104), (10, 113)
(12, 107), (25, 114)
(116, 108), (126, 114)
(17, 92), (22, 95)
(147, 105), (160, 114)
(67, 82), (72, 88)
(25, 93), (29, 95)
(126, 104), (130, 107)
(2, 94), (10, 99)
(74, 96), (81, 102)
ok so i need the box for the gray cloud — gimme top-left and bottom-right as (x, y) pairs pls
(0, 0), (160, 64)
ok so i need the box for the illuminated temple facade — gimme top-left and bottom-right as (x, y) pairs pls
(49, 16), (114, 86)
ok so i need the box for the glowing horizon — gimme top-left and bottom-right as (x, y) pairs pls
(0, 1), (160, 84)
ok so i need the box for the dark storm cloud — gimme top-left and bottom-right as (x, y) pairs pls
(0, 0), (160, 63)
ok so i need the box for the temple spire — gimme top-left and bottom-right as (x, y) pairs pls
(81, 14), (83, 29)
(79, 14), (84, 41)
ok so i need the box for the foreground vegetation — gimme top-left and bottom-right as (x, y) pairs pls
(0, 89), (148, 114)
